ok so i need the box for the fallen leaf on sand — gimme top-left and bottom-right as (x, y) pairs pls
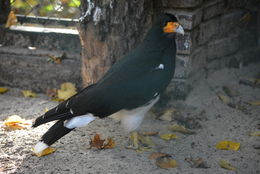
(185, 158), (209, 168)
(159, 108), (177, 121)
(47, 55), (62, 64)
(249, 131), (260, 136)
(219, 159), (235, 170)
(246, 101), (260, 106)
(32, 147), (56, 157)
(160, 133), (178, 141)
(21, 90), (37, 98)
(168, 124), (194, 134)
(57, 82), (77, 101)
(149, 152), (170, 160)
(3, 115), (31, 130)
(155, 157), (178, 168)
(218, 94), (231, 104)
(216, 140), (240, 151)
(0, 87), (9, 94)
(138, 135), (155, 147)
(89, 134), (115, 149)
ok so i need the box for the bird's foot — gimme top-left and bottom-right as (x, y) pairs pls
(125, 131), (139, 150)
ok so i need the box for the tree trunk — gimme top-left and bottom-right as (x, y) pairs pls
(79, 0), (156, 86)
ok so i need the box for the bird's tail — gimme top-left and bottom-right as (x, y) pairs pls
(32, 111), (72, 128)
(33, 120), (73, 153)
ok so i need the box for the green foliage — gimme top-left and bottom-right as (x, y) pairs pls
(11, 0), (81, 18)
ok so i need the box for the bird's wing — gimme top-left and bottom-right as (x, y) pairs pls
(70, 47), (174, 117)
(33, 45), (174, 126)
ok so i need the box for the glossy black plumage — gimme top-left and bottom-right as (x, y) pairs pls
(33, 14), (177, 128)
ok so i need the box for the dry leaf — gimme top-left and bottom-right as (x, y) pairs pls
(168, 124), (194, 134)
(250, 131), (260, 136)
(216, 140), (240, 151)
(218, 94), (231, 104)
(160, 133), (178, 141)
(89, 134), (115, 149)
(0, 87), (9, 94)
(155, 157), (178, 168)
(138, 135), (155, 147)
(32, 147), (56, 157)
(21, 90), (37, 98)
(3, 115), (31, 130)
(159, 108), (177, 121)
(246, 101), (260, 106)
(219, 159), (235, 170)
(149, 152), (170, 160)
(57, 82), (77, 101)
(5, 11), (17, 28)
(104, 137), (116, 149)
(48, 55), (62, 64)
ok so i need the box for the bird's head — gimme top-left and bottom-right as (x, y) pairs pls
(160, 13), (184, 36)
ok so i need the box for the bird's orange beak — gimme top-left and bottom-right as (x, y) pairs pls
(163, 22), (184, 35)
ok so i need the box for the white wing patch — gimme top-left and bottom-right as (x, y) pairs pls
(65, 114), (96, 129)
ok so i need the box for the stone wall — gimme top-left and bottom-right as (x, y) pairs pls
(162, 0), (259, 98)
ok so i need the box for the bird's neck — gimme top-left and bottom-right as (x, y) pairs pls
(143, 27), (175, 50)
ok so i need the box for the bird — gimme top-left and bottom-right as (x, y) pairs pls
(32, 13), (184, 154)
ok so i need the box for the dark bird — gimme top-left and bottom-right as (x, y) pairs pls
(32, 13), (184, 154)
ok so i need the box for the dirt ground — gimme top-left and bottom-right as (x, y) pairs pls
(0, 62), (259, 174)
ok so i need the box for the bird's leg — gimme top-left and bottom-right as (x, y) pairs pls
(126, 131), (139, 150)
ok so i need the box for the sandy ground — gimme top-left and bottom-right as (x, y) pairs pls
(0, 63), (259, 174)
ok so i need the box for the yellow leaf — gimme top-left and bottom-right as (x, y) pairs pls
(141, 131), (158, 136)
(32, 147), (56, 157)
(5, 11), (17, 28)
(3, 115), (31, 130)
(160, 133), (178, 141)
(216, 140), (240, 151)
(57, 82), (77, 100)
(155, 157), (178, 168)
(218, 95), (231, 104)
(0, 87), (9, 94)
(247, 101), (260, 106)
(21, 90), (37, 98)
(219, 159), (235, 170)
(168, 124), (194, 134)
(159, 108), (177, 121)
(138, 135), (155, 147)
(250, 131), (260, 136)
